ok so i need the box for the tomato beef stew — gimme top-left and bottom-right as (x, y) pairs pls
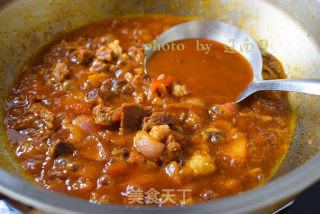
(5, 15), (292, 206)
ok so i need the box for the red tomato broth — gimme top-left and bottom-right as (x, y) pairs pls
(4, 14), (292, 206)
(147, 39), (254, 104)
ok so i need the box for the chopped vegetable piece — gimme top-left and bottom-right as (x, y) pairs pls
(150, 76), (175, 94)
(149, 125), (171, 141)
(88, 73), (110, 87)
(134, 130), (165, 160)
(73, 115), (97, 134)
(223, 133), (248, 161)
(184, 151), (216, 176)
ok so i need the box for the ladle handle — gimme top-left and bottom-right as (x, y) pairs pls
(237, 79), (320, 103)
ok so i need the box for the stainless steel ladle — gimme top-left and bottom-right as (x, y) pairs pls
(144, 20), (320, 103)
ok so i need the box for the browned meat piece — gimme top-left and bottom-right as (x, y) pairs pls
(28, 103), (55, 129)
(86, 88), (104, 105)
(132, 74), (150, 93)
(52, 62), (70, 82)
(203, 127), (225, 143)
(100, 79), (113, 100)
(100, 79), (134, 100)
(113, 81), (134, 95)
(95, 46), (113, 62)
(142, 112), (176, 131)
(71, 48), (94, 65)
(160, 134), (182, 163)
(95, 40), (122, 63)
(112, 80), (128, 94)
(51, 140), (75, 158)
(184, 109), (205, 131)
(121, 103), (152, 132)
(89, 59), (109, 73)
(93, 104), (121, 129)
(262, 53), (286, 80)
(121, 83), (134, 95)
(128, 46), (145, 63)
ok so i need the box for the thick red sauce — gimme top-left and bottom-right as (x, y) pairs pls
(4, 15), (291, 206)
(147, 39), (253, 104)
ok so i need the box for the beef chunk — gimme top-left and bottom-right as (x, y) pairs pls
(121, 103), (152, 132)
(95, 40), (123, 62)
(203, 127), (225, 143)
(95, 46), (113, 62)
(52, 141), (74, 157)
(132, 74), (150, 94)
(72, 48), (94, 65)
(86, 89), (103, 105)
(100, 79), (113, 100)
(52, 62), (70, 82)
(89, 59), (109, 73)
(93, 104), (121, 129)
(100, 79), (134, 100)
(112, 80), (127, 94)
(121, 83), (134, 95)
(160, 134), (182, 163)
(112, 79), (133, 95)
(143, 112), (176, 131)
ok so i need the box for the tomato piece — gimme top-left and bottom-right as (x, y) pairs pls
(105, 159), (129, 176)
(150, 76), (175, 93)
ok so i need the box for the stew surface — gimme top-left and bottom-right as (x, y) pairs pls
(5, 15), (292, 206)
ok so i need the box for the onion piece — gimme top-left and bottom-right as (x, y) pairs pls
(134, 130), (165, 160)
(73, 115), (96, 134)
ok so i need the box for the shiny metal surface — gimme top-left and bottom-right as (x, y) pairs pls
(237, 79), (320, 103)
(144, 20), (320, 103)
(0, 0), (320, 213)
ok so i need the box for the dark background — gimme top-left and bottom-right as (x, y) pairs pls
(278, 180), (320, 214)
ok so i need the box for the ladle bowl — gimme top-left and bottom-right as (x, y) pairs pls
(144, 20), (320, 103)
